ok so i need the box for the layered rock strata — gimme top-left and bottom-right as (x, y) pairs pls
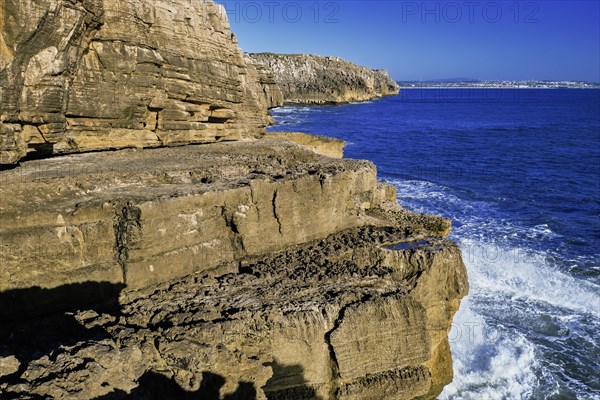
(0, 139), (467, 399)
(248, 53), (400, 104)
(0, 0), (283, 164)
(1, 0), (466, 398)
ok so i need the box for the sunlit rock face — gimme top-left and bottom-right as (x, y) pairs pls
(0, 1), (467, 399)
(0, 140), (467, 399)
(248, 52), (400, 104)
(0, 0), (283, 164)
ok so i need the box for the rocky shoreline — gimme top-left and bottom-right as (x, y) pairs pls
(0, 0), (283, 165)
(0, 1), (467, 399)
(0, 138), (467, 399)
(248, 53), (400, 105)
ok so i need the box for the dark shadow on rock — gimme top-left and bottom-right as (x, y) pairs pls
(224, 381), (257, 400)
(94, 371), (205, 400)
(0, 143), (57, 171)
(0, 282), (124, 385)
(263, 360), (323, 400)
(93, 371), (257, 400)
(20, 143), (56, 162)
(0, 281), (124, 321)
(0, 163), (19, 171)
(199, 371), (226, 398)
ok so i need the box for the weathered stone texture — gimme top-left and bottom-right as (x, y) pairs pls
(1, 227), (467, 400)
(0, 0), (283, 164)
(263, 131), (346, 158)
(248, 53), (400, 104)
(0, 140), (384, 296)
(0, 1), (467, 398)
(0, 140), (468, 399)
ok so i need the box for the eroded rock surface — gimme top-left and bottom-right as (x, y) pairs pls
(1, 1), (466, 397)
(1, 223), (467, 400)
(248, 53), (400, 104)
(0, 140), (467, 399)
(1, 140), (392, 298)
(0, 0), (283, 164)
(263, 131), (346, 158)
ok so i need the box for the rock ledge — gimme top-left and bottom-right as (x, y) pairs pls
(248, 53), (400, 104)
(0, 140), (467, 400)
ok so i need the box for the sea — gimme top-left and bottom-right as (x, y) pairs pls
(268, 88), (600, 400)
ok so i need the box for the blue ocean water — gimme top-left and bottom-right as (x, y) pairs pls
(268, 89), (600, 399)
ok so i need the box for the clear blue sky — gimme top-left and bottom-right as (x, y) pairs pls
(215, 1), (600, 82)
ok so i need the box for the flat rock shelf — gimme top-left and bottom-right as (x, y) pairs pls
(0, 139), (467, 399)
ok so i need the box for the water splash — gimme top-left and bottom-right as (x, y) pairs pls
(440, 297), (539, 400)
(390, 178), (600, 398)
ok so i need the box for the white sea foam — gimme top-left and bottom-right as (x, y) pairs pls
(389, 178), (600, 398)
(528, 224), (560, 239)
(461, 239), (600, 317)
(271, 106), (313, 114)
(392, 178), (600, 316)
(439, 297), (539, 400)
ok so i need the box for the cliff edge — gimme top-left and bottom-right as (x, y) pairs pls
(0, 0), (283, 164)
(0, 1), (467, 399)
(0, 139), (468, 399)
(248, 53), (400, 104)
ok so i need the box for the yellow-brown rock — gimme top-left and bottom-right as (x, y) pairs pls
(0, 140), (467, 399)
(263, 131), (346, 158)
(0, 0), (467, 398)
(0, 0), (283, 164)
(248, 53), (400, 104)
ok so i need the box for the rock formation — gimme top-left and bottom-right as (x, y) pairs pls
(248, 53), (400, 104)
(0, 0), (467, 399)
(262, 131), (346, 158)
(0, 139), (467, 399)
(0, 0), (283, 164)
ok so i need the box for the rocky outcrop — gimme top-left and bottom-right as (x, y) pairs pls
(0, 139), (467, 399)
(245, 54), (285, 112)
(248, 53), (400, 104)
(263, 131), (346, 158)
(0, 139), (449, 308)
(0, 0), (283, 164)
(1, 1), (466, 398)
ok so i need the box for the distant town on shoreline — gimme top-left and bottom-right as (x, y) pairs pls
(397, 79), (600, 89)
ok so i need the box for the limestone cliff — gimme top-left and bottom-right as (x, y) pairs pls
(0, 139), (467, 399)
(0, 0), (283, 164)
(248, 53), (400, 104)
(0, 0), (467, 398)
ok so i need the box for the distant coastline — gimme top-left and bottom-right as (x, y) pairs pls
(397, 80), (600, 89)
